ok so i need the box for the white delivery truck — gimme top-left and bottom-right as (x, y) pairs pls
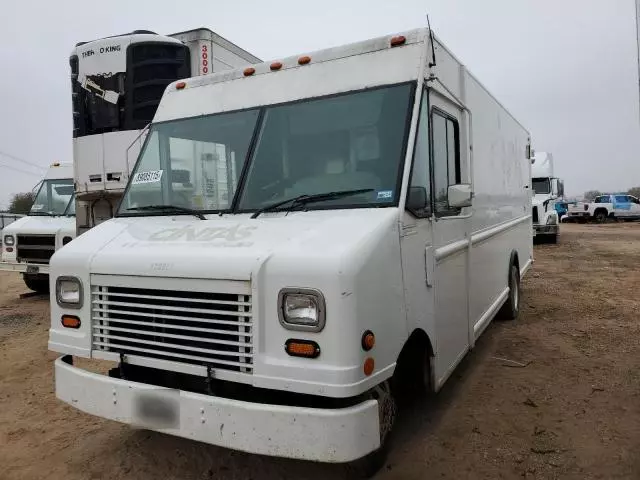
(71, 29), (260, 235)
(531, 152), (563, 243)
(49, 29), (533, 476)
(1, 163), (75, 292)
(0, 213), (23, 246)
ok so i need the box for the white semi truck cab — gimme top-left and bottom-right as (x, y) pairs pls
(49, 29), (533, 475)
(531, 152), (563, 243)
(1, 163), (76, 292)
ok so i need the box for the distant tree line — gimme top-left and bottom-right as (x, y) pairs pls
(583, 187), (640, 201)
(3, 192), (35, 214)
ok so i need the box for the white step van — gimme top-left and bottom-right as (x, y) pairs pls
(49, 28), (533, 475)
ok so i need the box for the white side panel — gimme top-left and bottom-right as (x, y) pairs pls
(531, 152), (554, 178)
(74, 130), (142, 195)
(464, 72), (532, 332)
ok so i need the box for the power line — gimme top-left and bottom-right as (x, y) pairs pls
(0, 162), (45, 178)
(0, 149), (46, 172)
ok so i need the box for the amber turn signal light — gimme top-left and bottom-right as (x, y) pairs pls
(61, 315), (81, 329)
(285, 339), (320, 358)
(364, 357), (375, 376)
(362, 330), (375, 351)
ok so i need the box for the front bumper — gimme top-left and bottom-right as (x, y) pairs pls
(0, 261), (49, 274)
(533, 224), (558, 236)
(55, 355), (380, 462)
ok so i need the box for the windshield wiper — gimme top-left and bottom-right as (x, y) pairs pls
(127, 205), (207, 220)
(250, 189), (374, 219)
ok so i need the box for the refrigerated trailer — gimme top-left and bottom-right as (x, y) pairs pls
(1, 163), (75, 292)
(50, 28), (533, 476)
(71, 28), (260, 235)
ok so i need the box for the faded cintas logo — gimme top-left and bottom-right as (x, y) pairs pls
(121, 224), (258, 248)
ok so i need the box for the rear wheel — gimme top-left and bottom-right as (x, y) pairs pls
(594, 209), (608, 223)
(23, 273), (49, 293)
(498, 262), (520, 320)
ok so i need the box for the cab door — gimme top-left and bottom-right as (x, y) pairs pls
(613, 195), (632, 218)
(630, 196), (640, 219)
(428, 89), (472, 388)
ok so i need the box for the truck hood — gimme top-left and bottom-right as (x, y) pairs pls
(53, 209), (399, 280)
(2, 215), (75, 236)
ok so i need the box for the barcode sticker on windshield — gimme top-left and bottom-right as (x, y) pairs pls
(132, 170), (163, 185)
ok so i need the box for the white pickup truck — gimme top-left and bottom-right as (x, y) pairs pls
(566, 194), (640, 222)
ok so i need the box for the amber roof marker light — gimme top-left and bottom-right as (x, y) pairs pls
(175, 81), (186, 90)
(298, 56), (311, 65)
(270, 61), (283, 71)
(390, 35), (406, 47)
(244, 67), (256, 76)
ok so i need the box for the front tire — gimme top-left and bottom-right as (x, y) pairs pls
(594, 210), (608, 223)
(23, 273), (49, 293)
(348, 382), (396, 478)
(498, 262), (520, 320)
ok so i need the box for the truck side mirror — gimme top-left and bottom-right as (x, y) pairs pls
(448, 184), (472, 208)
(407, 186), (428, 210)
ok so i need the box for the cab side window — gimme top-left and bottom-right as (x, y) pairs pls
(432, 110), (461, 216)
(407, 92), (432, 217)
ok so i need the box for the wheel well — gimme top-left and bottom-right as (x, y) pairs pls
(394, 328), (434, 385)
(594, 207), (608, 215)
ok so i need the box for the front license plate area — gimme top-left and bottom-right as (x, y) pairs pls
(133, 390), (179, 429)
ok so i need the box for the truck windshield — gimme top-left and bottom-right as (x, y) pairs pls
(29, 179), (75, 216)
(119, 83), (413, 216)
(64, 194), (77, 216)
(532, 178), (551, 195)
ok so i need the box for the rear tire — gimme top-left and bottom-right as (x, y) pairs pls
(594, 209), (608, 223)
(549, 233), (558, 244)
(23, 274), (49, 293)
(497, 262), (520, 320)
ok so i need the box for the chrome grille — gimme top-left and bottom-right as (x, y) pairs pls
(91, 285), (253, 373)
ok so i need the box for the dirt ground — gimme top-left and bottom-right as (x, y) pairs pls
(1, 223), (639, 480)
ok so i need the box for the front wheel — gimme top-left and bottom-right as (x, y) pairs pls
(23, 273), (49, 293)
(348, 382), (396, 478)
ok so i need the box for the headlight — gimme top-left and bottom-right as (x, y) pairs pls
(56, 276), (83, 308)
(3, 235), (14, 246)
(546, 215), (557, 225)
(278, 288), (326, 332)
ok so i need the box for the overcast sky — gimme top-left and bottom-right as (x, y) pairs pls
(0, 0), (638, 207)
